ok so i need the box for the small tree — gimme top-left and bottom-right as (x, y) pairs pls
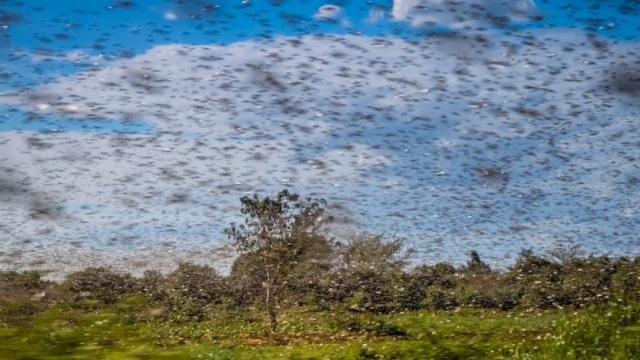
(224, 189), (331, 332)
(332, 233), (413, 311)
(545, 241), (585, 266)
(335, 233), (412, 274)
(466, 250), (491, 273)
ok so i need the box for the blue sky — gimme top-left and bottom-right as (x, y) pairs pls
(1, 0), (639, 275)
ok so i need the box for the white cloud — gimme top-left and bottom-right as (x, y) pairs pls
(313, 4), (343, 21)
(164, 11), (178, 21)
(18, 49), (105, 65)
(367, 7), (386, 24)
(391, 0), (539, 29)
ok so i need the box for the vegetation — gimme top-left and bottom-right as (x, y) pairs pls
(2, 190), (640, 358)
(224, 189), (333, 331)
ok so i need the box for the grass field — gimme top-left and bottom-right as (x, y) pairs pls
(1, 295), (639, 359)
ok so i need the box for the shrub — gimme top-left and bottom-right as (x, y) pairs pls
(455, 271), (521, 310)
(612, 258), (640, 302)
(328, 233), (413, 312)
(139, 269), (169, 302)
(0, 270), (50, 292)
(278, 233), (335, 306)
(558, 256), (617, 308)
(227, 232), (335, 309)
(425, 289), (460, 310)
(511, 255), (622, 310)
(227, 252), (266, 306)
(64, 267), (139, 304)
(399, 263), (457, 310)
(327, 268), (397, 313)
(165, 262), (226, 306)
(507, 249), (565, 309)
(508, 249), (562, 280)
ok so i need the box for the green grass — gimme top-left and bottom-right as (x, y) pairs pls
(1, 297), (639, 359)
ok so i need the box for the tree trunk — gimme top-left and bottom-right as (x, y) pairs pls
(265, 269), (278, 332)
(267, 292), (277, 332)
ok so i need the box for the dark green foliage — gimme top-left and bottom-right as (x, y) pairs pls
(341, 269), (397, 313)
(227, 252), (266, 306)
(506, 250), (637, 310)
(165, 262), (226, 306)
(334, 234), (412, 274)
(399, 263), (457, 310)
(228, 233), (336, 310)
(139, 269), (169, 302)
(328, 234), (412, 312)
(612, 257), (640, 302)
(450, 252), (517, 310)
(64, 267), (139, 304)
(224, 189), (331, 254)
(510, 249), (563, 277)
(4, 247), (639, 321)
(0, 270), (55, 305)
(506, 249), (565, 309)
(0, 270), (50, 291)
(459, 273), (521, 311)
(0, 271), (63, 324)
(425, 289), (460, 310)
(1, 254), (640, 359)
(132, 263), (228, 323)
(558, 256), (617, 308)
(279, 233), (335, 306)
